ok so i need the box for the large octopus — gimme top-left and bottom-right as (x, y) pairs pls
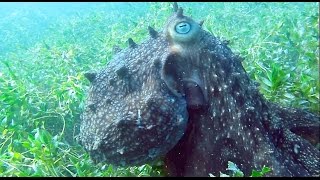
(78, 3), (319, 177)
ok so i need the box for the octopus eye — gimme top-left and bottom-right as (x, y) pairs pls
(175, 22), (191, 34)
(168, 19), (199, 43)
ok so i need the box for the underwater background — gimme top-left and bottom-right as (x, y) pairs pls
(0, 2), (319, 177)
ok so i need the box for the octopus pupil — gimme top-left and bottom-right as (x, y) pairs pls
(175, 22), (191, 34)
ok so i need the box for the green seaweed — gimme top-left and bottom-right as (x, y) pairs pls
(209, 161), (271, 177)
(0, 2), (318, 177)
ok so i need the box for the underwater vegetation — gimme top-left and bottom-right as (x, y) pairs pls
(0, 2), (319, 177)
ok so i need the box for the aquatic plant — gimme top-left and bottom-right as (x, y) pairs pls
(0, 2), (318, 177)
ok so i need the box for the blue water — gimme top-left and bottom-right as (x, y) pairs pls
(0, 2), (151, 55)
(0, 2), (316, 57)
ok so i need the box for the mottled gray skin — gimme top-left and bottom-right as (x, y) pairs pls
(79, 29), (189, 166)
(79, 3), (319, 177)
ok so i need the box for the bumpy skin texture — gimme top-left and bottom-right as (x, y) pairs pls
(79, 32), (189, 166)
(79, 3), (319, 177)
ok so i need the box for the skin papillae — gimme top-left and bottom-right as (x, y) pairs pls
(78, 3), (320, 177)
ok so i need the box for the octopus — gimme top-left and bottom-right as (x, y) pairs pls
(78, 3), (319, 177)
